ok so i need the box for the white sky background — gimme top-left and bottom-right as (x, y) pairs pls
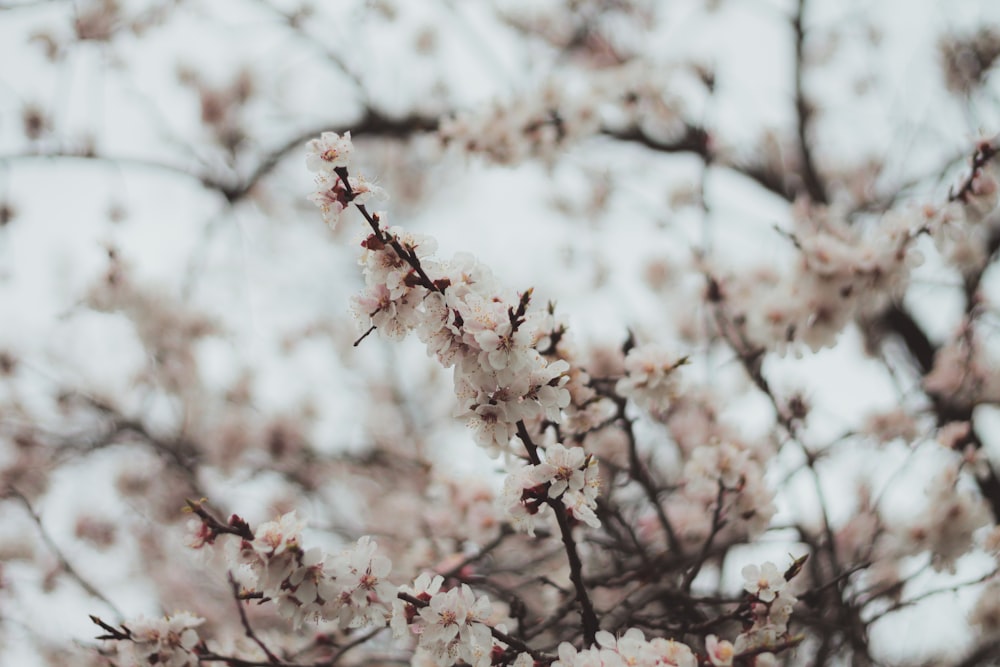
(2, 0), (1000, 664)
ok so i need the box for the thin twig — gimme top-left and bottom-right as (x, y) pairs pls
(229, 571), (282, 664)
(680, 482), (726, 592)
(792, 0), (827, 204)
(8, 487), (123, 619)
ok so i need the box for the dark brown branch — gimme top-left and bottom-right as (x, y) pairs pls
(606, 386), (681, 554)
(602, 123), (711, 161)
(736, 635), (805, 662)
(792, 0), (827, 205)
(547, 491), (601, 647)
(186, 498), (255, 542)
(0, 110), (440, 205)
(956, 640), (1000, 667)
(516, 421), (599, 647)
(225, 111), (440, 203)
(197, 655), (312, 667)
(862, 141), (1000, 520)
(333, 166), (441, 294)
(2, 107), (811, 214)
(89, 615), (131, 641)
(867, 306), (1000, 525)
(76, 394), (204, 491)
(872, 304), (936, 375)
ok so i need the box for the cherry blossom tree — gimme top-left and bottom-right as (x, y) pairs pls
(2, 1), (1000, 666)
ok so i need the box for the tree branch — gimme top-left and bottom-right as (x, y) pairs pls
(792, 0), (828, 205)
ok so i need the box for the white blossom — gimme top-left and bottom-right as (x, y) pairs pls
(306, 130), (354, 172)
(741, 562), (785, 603)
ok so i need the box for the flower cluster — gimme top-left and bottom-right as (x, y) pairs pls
(674, 439), (776, 544)
(436, 58), (705, 169)
(439, 81), (600, 165)
(716, 208), (925, 353)
(306, 131), (386, 229)
(737, 562), (798, 655)
(553, 628), (698, 667)
(392, 574), (498, 667)
(500, 442), (601, 534)
(11, 2), (1000, 665)
(615, 344), (687, 415)
(419, 272), (574, 458)
(923, 324), (1000, 409)
(228, 512), (394, 628)
(324, 209), (573, 459)
(308, 132), (600, 534)
(890, 460), (991, 573)
(552, 563), (799, 667)
(112, 613), (204, 667)
(183, 503), (533, 666)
